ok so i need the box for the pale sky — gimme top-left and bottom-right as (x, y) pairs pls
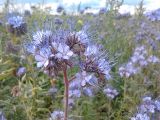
(0, 0), (160, 14)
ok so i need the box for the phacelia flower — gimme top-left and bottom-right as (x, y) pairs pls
(26, 29), (75, 77)
(52, 42), (73, 60)
(99, 8), (107, 14)
(103, 86), (119, 99)
(56, 5), (64, 13)
(26, 21), (114, 113)
(83, 45), (112, 80)
(119, 45), (159, 78)
(139, 96), (156, 113)
(131, 96), (160, 120)
(32, 30), (52, 46)
(69, 89), (81, 98)
(97, 58), (112, 80)
(155, 100), (160, 111)
(75, 30), (90, 45)
(35, 47), (52, 68)
(147, 55), (160, 63)
(84, 45), (99, 57)
(83, 87), (94, 97)
(0, 111), (6, 120)
(49, 110), (64, 120)
(131, 113), (150, 120)
(119, 62), (140, 78)
(16, 67), (26, 77)
(145, 8), (160, 21)
(54, 18), (63, 25)
(7, 16), (27, 36)
(69, 71), (98, 98)
(80, 71), (98, 87)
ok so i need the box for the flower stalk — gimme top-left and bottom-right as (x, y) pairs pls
(63, 66), (69, 120)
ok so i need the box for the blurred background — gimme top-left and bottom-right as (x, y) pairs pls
(0, 0), (160, 15)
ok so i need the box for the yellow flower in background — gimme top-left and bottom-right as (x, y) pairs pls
(77, 20), (83, 26)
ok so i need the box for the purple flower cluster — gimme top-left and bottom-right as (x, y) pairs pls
(103, 85), (119, 99)
(26, 23), (112, 78)
(99, 8), (107, 14)
(135, 21), (160, 50)
(139, 97), (156, 114)
(131, 96), (160, 120)
(54, 18), (63, 25)
(49, 110), (64, 120)
(56, 5), (64, 13)
(131, 113), (150, 120)
(7, 16), (27, 36)
(69, 71), (98, 98)
(27, 29), (74, 76)
(16, 67), (26, 77)
(145, 8), (160, 22)
(0, 111), (6, 120)
(26, 23), (114, 118)
(119, 46), (160, 78)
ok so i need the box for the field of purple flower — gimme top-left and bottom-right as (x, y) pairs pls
(0, 1), (160, 120)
